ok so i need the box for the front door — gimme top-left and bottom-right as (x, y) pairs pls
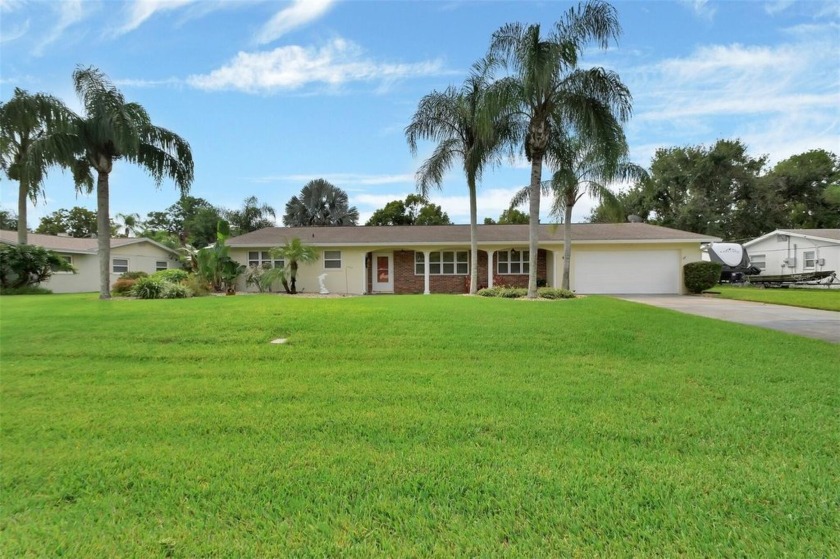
(372, 252), (393, 292)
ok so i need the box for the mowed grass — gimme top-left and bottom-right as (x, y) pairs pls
(1, 294), (837, 558)
(716, 284), (840, 311)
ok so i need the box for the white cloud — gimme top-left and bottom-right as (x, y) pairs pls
(765, 0), (795, 15)
(680, 0), (716, 21)
(114, 0), (194, 36)
(0, 0), (24, 12)
(34, 0), (86, 56)
(255, 0), (335, 45)
(0, 18), (29, 44)
(187, 37), (446, 94)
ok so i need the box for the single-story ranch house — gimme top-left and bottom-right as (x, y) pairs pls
(744, 229), (840, 276)
(0, 230), (182, 293)
(228, 223), (719, 295)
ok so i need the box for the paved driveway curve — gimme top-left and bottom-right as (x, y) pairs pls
(617, 295), (840, 343)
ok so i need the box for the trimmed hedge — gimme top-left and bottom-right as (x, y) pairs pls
(477, 286), (576, 300)
(684, 261), (722, 293)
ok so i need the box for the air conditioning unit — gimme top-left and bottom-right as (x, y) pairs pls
(783, 257), (796, 267)
(818, 258), (826, 266)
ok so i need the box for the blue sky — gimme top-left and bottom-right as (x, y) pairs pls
(1, 0), (838, 229)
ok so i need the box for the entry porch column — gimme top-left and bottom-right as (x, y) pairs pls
(486, 250), (495, 288)
(423, 250), (431, 295)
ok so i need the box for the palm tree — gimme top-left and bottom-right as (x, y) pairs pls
(226, 195), (276, 235)
(405, 57), (517, 294)
(489, 0), (632, 297)
(115, 212), (142, 237)
(43, 66), (193, 299)
(512, 133), (647, 289)
(283, 179), (358, 226)
(266, 237), (319, 294)
(0, 88), (80, 244)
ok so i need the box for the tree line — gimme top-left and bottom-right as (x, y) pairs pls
(588, 140), (840, 241)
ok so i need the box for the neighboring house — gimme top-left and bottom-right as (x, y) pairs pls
(227, 223), (719, 295)
(0, 230), (183, 293)
(743, 229), (840, 277)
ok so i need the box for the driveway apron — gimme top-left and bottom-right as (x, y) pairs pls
(616, 295), (840, 344)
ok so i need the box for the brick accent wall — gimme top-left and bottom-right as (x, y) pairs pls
(389, 249), (548, 294)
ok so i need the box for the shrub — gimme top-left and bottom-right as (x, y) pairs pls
(111, 277), (138, 296)
(119, 271), (148, 280)
(0, 244), (74, 288)
(132, 276), (167, 299)
(161, 282), (192, 299)
(183, 274), (210, 297)
(0, 286), (53, 295)
(684, 261), (722, 293)
(538, 287), (575, 299)
(477, 286), (528, 298)
(153, 268), (189, 283)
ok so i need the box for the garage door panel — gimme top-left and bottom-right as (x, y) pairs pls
(574, 250), (680, 294)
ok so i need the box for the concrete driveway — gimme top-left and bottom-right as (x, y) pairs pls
(617, 295), (840, 343)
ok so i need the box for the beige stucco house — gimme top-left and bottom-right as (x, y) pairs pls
(227, 223), (719, 295)
(0, 230), (183, 293)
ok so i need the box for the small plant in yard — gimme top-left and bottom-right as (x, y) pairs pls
(537, 287), (575, 299)
(478, 286), (528, 298)
(684, 261), (722, 293)
(132, 275), (192, 299)
(478, 286), (575, 299)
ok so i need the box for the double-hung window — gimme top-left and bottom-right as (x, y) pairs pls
(112, 258), (129, 274)
(497, 250), (529, 274)
(324, 250), (342, 269)
(414, 251), (468, 275)
(750, 254), (766, 270)
(248, 251), (284, 269)
(803, 251), (816, 269)
(155, 261), (168, 271)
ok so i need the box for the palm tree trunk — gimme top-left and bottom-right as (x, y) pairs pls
(290, 262), (297, 294)
(527, 156), (542, 298)
(96, 171), (111, 300)
(468, 178), (479, 294)
(562, 202), (573, 290)
(17, 178), (28, 245)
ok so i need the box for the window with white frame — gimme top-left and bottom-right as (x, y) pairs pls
(156, 261), (168, 271)
(414, 251), (468, 275)
(324, 250), (342, 269)
(750, 254), (766, 270)
(497, 250), (529, 274)
(51, 253), (73, 272)
(248, 251), (284, 269)
(112, 258), (129, 274)
(803, 251), (816, 269)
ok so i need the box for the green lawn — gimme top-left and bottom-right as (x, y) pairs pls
(1, 294), (837, 557)
(715, 285), (840, 311)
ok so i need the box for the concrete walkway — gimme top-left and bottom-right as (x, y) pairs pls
(617, 295), (840, 343)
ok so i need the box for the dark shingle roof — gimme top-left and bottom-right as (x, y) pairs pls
(227, 223), (719, 247)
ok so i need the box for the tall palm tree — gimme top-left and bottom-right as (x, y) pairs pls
(0, 88), (80, 244)
(405, 57), (517, 294)
(43, 66), (193, 299)
(283, 179), (358, 226)
(267, 237), (319, 294)
(489, 0), (632, 297)
(512, 132), (647, 290)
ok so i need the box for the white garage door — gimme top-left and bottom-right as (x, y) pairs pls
(574, 250), (681, 294)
